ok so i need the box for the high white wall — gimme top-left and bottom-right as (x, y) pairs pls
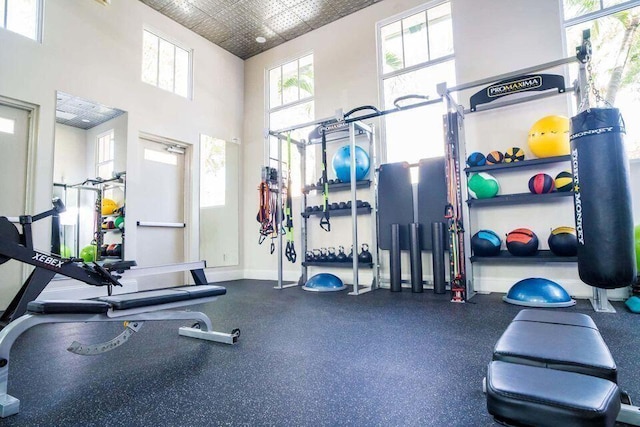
(0, 0), (244, 301)
(243, 0), (636, 298)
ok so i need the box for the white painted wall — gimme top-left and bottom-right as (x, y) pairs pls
(52, 124), (87, 185)
(0, 0), (244, 302)
(243, 0), (636, 299)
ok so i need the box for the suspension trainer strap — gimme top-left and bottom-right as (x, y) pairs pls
(320, 128), (331, 232)
(257, 181), (273, 245)
(285, 133), (297, 263)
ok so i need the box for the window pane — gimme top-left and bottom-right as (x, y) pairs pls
(281, 60), (298, 104)
(158, 39), (175, 92)
(565, 5), (640, 159)
(142, 31), (159, 86)
(383, 60), (456, 163)
(0, 1), (5, 28)
(174, 47), (189, 98)
(402, 12), (428, 67)
(200, 135), (225, 207)
(381, 21), (404, 73)
(603, 0), (627, 7)
(428, 3), (454, 59)
(269, 67), (281, 108)
(0, 117), (15, 134)
(6, 0), (38, 40)
(299, 54), (314, 98)
(563, 0), (600, 20)
(98, 162), (114, 180)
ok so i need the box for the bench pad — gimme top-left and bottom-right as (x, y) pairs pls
(97, 285), (226, 310)
(513, 309), (598, 329)
(493, 320), (617, 382)
(487, 361), (620, 427)
(27, 300), (111, 314)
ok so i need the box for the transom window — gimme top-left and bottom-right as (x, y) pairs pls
(142, 29), (192, 98)
(0, 0), (43, 41)
(377, 1), (456, 165)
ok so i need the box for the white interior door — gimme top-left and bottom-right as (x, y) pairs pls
(0, 103), (30, 309)
(136, 137), (186, 290)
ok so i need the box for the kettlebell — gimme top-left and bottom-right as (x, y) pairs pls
(327, 247), (337, 262)
(336, 246), (347, 262)
(338, 201), (347, 210)
(319, 248), (328, 262)
(347, 245), (353, 262)
(312, 249), (321, 261)
(305, 250), (315, 262)
(358, 243), (372, 264)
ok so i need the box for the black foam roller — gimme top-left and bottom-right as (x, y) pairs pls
(409, 223), (423, 293)
(432, 222), (446, 294)
(390, 224), (402, 292)
(570, 108), (636, 288)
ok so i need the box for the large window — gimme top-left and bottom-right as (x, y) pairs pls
(96, 130), (114, 180)
(1, 0), (43, 41)
(267, 54), (315, 191)
(142, 29), (192, 98)
(563, 0), (640, 159)
(377, 1), (455, 165)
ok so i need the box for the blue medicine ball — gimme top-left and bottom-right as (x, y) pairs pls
(471, 230), (502, 256)
(332, 146), (370, 182)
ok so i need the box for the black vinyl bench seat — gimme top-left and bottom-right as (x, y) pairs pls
(27, 285), (226, 314)
(513, 308), (598, 329)
(493, 315), (617, 382)
(487, 361), (621, 427)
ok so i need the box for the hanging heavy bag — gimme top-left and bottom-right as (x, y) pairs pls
(570, 107), (636, 288)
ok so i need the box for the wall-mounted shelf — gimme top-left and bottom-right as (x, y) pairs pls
(465, 155), (571, 173)
(302, 261), (374, 268)
(470, 250), (577, 263)
(100, 229), (122, 234)
(302, 180), (371, 194)
(467, 191), (573, 207)
(302, 207), (372, 218)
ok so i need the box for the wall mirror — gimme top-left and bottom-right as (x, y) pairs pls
(52, 91), (127, 262)
(199, 135), (240, 267)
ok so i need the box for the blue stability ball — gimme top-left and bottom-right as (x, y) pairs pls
(503, 278), (575, 308)
(302, 273), (346, 292)
(332, 145), (370, 182)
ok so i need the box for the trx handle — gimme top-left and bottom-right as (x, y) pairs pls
(320, 129), (331, 232)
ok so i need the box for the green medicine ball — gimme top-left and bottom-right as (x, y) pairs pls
(468, 172), (499, 199)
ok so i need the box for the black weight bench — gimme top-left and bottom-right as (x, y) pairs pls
(0, 283), (238, 418)
(487, 309), (640, 426)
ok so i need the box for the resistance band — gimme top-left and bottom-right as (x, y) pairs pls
(257, 181), (273, 245)
(320, 128), (330, 232)
(284, 133), (296, 263)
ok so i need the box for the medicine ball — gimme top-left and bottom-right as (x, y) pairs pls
(506, 228), (539, 256)
(548, 226), (577, 257)
(527, 115), (570, 158)
(101, 198), (118, 215)
(468, 172), (499, 199)
(80, 244), (97, 262)
(555, 171), (573, 192)
(467, 151), (486, 167)
(504, 147), (525, 163)
(471, 230), (502, 256)
(332, 145), (370, 182)
(528, 173), (555, 194)
(486, 151), (504, 165)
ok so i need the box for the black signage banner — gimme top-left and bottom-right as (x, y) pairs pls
(469, 74), (565, 112)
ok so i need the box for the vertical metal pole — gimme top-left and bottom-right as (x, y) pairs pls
(577, 61), (588, 110)
(370, 125), (379, 290)
(277, 137), (284, 289)
(75, 188), (81, 258)
(350, 123), (359, 294)
(300, 142), (307, 286)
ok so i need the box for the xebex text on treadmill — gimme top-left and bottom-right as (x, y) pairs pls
(32, 253), (64, 268)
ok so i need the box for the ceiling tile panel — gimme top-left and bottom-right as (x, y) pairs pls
(138, 0), (382, 59)
(160, 0), (209, 29)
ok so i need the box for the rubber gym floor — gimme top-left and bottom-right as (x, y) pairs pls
(4, 279), (640, 426)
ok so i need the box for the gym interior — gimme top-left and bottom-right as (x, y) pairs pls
(1, 0), (640, 426)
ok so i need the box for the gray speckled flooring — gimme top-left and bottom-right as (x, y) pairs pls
(2, 280), (639, 426)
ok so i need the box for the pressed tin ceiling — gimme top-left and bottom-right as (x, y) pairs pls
(139, 0), (383, 59)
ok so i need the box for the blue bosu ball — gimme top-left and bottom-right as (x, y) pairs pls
(503, 278), (575, 308)
(302, 273), (346, 292)
(331, 145), (370, 182)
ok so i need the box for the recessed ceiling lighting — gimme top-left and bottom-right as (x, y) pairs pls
(81, 119), (91, 123)
(256, 36), (266, 43)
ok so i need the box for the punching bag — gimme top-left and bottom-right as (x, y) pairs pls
(570, 107), (636, 289)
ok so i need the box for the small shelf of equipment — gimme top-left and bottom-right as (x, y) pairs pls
(467, 191), (573, 207)
(470, 250), (577, 263)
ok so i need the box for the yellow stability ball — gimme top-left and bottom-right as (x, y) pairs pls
(101, 198), (118, 215)
(527, 115), (570, 158)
